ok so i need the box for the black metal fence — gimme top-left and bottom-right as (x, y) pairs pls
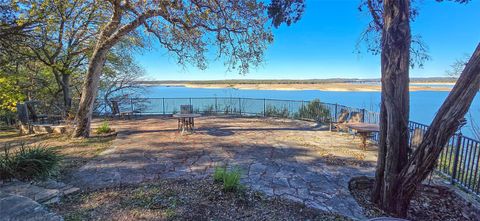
(102, 97), (480, 196)
(101, 97), (379, 122)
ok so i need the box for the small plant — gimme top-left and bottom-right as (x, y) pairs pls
(0, 143), (62, 181)
(96, 121), (112, 134)
(212, 165), (242, 191)
(222, 168), (242, 191)
(213, 166), (226, 182)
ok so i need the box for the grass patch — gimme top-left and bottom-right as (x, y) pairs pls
(213, 166), (226, 182)
(0, 143), (62, 181)
(0, 129), (114, 180)
(213, 165), (243, 192)
(96, 121), (113, 134)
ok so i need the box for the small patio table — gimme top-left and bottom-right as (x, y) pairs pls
(173, 113), (201, 134)
(346, 123), (380, 150)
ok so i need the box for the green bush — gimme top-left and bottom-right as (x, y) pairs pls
(96, 121), (112, 134)
(295, 99), (331, 122)
(212, 166), (242, 191)
(264, 105), (290, 118)
(0, 143), (62, 181)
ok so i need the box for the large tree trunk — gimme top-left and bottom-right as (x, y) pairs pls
(372, 0), (411, 216)
(61, 73), (72, 115)
(396, 43), (480, 213)
(72, 47), (109, 138)
(52, 70), (72, 115)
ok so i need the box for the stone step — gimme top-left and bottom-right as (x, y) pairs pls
(0, 192), (63, 221)
(0, 180), (79, 205)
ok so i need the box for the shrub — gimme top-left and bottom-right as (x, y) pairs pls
(203, 105), (216, 116)
(212, 166), (242, 191)
(0, 143), (62, 181)
(264, 105), (290, 118)
(96, 121), (112, 134)
(223, 105), (233, 115)
(296, 99), (331, 122)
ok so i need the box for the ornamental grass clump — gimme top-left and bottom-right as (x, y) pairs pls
(0, 143), (62, 181)
(96, 121), (112, 134)
(213, 166), (226, 183)
(213, 165), (242, 192)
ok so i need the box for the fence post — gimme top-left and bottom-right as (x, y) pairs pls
(361, 108), (366, 123)
(215, 97), (218, 114)
(263, 99), (266, 116)
(451, 133), (463, 184)
(162, 98), (165, 115)
(189, 98), (192, 106)
(238, 98), (242, 115)
(334, 103), (338, 122)
(130, 98), (134, 113)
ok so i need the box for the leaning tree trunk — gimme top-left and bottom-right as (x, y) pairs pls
(71, 8), (155, 138)
(372, 0), (411, 216)
(72, 46), (110, 138)
(395, 42), (480, 214)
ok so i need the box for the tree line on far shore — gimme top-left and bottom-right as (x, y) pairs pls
(138, 77), (458, 85)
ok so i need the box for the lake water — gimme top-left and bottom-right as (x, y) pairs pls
(140, 85), (479, 138)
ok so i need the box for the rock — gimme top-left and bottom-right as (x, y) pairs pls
(348, 176), (374, 190)
(0, 181), (60, 204)
(62, 187), (80, 195)
(36, 180), (67, 189)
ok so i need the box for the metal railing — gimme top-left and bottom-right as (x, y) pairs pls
(99, 96), (480, 196)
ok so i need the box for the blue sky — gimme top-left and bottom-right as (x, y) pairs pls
(135, 0), (480, 81)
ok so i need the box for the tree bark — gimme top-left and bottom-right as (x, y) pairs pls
(72, 46), (109, 137)
(396, 42), (480, 213)
(61, 73), (72, 114)
(372, 0), (411, 216)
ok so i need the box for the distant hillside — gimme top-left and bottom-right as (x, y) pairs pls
(138, 77), (457, 85)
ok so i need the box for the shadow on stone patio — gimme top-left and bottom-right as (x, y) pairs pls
(71, 116), (378, 219)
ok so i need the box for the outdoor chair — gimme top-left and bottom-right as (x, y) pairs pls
(330, 109), (350, 132)
(409, 128), (424, 154)
(348, 112), (363, 123)
(345, 111), (365, 138)
(111, 100), (134, 119)
(16, 101), (62, 125)
(180, 105), (193, 114)
(16, 101), (64, 134)
(175, 105), (198, 133)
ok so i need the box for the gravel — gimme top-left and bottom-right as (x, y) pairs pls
(51, 178), (351, 221)
(349, 176), (480, 221)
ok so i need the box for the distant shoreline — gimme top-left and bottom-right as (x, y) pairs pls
(154, 82), (453, 92)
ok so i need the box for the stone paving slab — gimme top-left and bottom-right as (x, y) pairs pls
(72, 116), (378, 220)
(0, 192), (63, 221)
(0, 180), (80, 221)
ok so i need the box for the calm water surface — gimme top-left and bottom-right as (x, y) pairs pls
(141, 86), (479, 138)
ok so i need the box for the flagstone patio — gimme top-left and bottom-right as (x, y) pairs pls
(72, 116), (378, 220)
